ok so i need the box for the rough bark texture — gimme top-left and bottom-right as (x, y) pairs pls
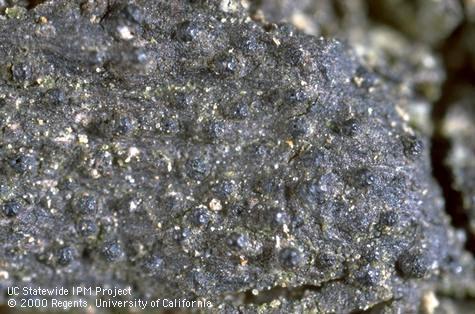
(0, 0), (474, 313)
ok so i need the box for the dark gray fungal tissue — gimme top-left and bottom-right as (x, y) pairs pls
(1, 0), (475, 313)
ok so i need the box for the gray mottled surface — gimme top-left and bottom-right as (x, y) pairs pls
(0, 0), (473, 313)
(249, 0), (446, 136)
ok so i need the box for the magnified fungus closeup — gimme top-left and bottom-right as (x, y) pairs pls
(1, 0), (475, 313)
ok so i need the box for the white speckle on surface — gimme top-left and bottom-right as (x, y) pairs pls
(117, 25), (134, 40)
(130, 200), (138, 212)
(209, 198), (222, 211)
(0, 271), (9, 280)
(422, 291), (439, 314)
(220, 0), (239, 13)
(78, 134), (88, 144)
(125, 147), (140, 163)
